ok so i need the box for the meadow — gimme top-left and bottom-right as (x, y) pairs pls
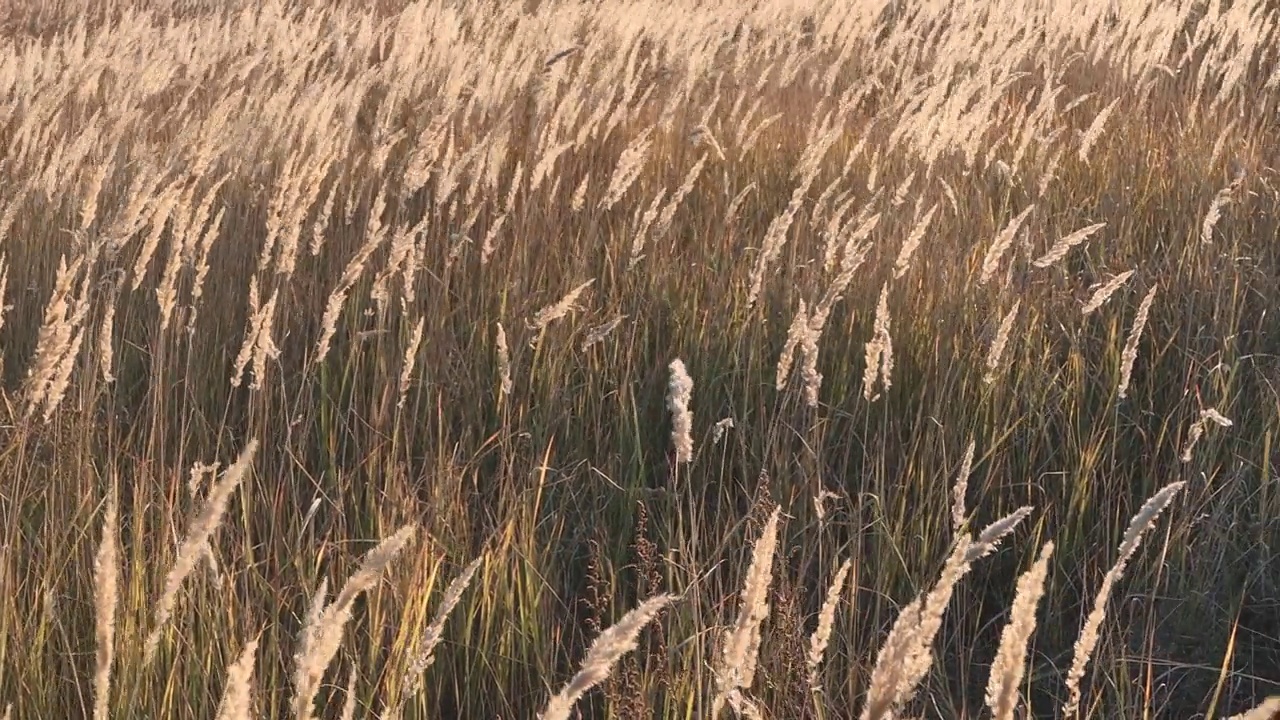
(0, 0), (1279, 717)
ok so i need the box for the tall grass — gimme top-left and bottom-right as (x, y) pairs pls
(0, 0), (1279, 717)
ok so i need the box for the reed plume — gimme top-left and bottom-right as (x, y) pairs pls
(713, 507), (782, 718)
(540, 594), (675, 720)
(146, 440), (259, 663)
(1063, 482), (1186, 717)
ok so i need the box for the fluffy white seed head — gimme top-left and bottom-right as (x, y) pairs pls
(983, 300), (1021, 385)
(1063, 482), (1185, 717)
(714, 507), (783, 718)
(985, 542), (1054, 720)
(1117, 285), (1158, 399)
(1081, 270), (1135, 316)
(540, 594), (674, 720)
(667, 359), (695, 464)
(807, 558), (854, 690)
(979, 205), (1035, 285)
(1033, 223), (1106, 269)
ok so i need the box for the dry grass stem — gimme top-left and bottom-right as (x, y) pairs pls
(495, 322), (513, 398)
(862, 284), (894, 401)
(0, 2), (1271, 717)
(1227, 697), (1280, 720)
(952, 440), (976, 532)
(893, 203), (938, 279)
(96, 289), (117, 384)
(979, 205), (1035, 285)
(1202, 408), (1234, 428)
(600, 128), (654, 212)
(860, 597), (924, 720)
(1202, 172), (1245, 243)
(1182, 408), (1233, 462)
(710, 417), (736, 446)
(777, 300), (809, 391)
(292, 524), (416, 720)
(531, 280), (595, 331)
(339, 662), (358, 720)
(865, 505), (1033, 720)
(1079, 98), (1121, 162)
(1182, 420), (1207, 462)
(967, 507), (1036, 564)
(570, 173), (591, 212)
(747, 170), (822, 307)
(397, 317), (425, 410)
(580, 315), (626, 352)
(23, 255), (84, 417)
(983, 300), (1021, 385)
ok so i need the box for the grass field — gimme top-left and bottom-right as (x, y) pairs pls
(1, 0), (1279, 717)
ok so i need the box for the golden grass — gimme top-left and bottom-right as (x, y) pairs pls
(0, 0), (1279, 717)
